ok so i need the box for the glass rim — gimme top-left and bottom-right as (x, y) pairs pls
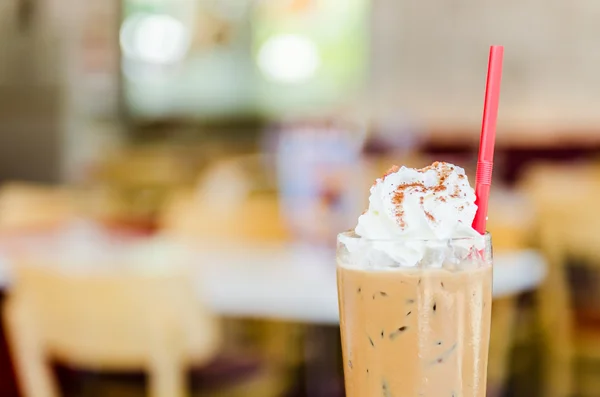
(337, 230), (491, 243)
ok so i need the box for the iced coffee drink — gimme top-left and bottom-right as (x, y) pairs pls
(337, 162), (492, 397)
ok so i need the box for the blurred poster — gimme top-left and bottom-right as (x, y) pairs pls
(275, 122), (365, 247)
(121, 0), (257, 120)
(253, 0), (370, 115)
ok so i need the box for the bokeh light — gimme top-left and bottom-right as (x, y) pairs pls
(120, 13), (190, 65)
(257, 34), (321, 84)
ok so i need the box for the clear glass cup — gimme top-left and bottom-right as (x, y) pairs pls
(337, 232), (493, 397)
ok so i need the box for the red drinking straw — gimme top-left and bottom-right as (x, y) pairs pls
(472, 45), (504, 235)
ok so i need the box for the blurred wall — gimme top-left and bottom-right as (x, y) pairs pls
(0, 0), (63, 183)
(370, 0), (600, 133)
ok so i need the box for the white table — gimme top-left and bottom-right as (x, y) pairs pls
(0, 239), (547, 325)
(195, 243), (547, 325)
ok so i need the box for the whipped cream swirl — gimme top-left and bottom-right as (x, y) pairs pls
(342, 162), (484, 267)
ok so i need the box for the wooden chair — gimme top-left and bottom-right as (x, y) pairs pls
(519, 161), (600, 397)
(4, 260), (221, 397)
(542, 209), (600, 397)
(485, 189), (536, 396)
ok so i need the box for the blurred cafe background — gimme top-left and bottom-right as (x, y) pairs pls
(0, 0), (599, 396)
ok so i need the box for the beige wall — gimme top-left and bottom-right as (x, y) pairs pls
(370, 0), (600, 132)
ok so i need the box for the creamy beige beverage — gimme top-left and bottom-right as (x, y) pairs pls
(338, 261), (492, 397)
(337, 162), (493, 397)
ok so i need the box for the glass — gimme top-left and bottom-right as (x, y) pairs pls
(336, 231), (493, 397)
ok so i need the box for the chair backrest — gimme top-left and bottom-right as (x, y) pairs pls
(0, 183), (76, 233)
(11, 261), (220, 369)
(159, 154), (289, 243)
(520, 161), (600, 217)
(485, 189), (535, 252)
(519, 161), (600, 256)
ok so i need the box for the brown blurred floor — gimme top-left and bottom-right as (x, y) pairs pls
(51, 357), (267, 397)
